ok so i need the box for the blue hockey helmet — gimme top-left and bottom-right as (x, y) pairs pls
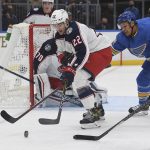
(117, 11), (136, 24)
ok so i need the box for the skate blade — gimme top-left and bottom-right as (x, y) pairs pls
(134, 111), (148, 116)
(81, 120), (103, 129)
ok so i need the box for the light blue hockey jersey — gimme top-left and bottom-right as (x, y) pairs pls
(112, 17), (150, 58)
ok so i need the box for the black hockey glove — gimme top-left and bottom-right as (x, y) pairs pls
(60, 66), (76, 88)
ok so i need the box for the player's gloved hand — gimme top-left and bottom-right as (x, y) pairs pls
(58, 65), (65, 73)
(57, 52), (74, 66)
(60, 66), (76, 88)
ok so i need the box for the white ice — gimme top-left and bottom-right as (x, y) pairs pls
(0, 66), (150, 150)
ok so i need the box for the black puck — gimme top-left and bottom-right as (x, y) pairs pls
(24, 130), (29, 138)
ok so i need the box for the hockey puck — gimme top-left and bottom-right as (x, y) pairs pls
(24, 131), (29, 138)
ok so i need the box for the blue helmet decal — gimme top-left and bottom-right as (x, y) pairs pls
(117, 11), (136, 24)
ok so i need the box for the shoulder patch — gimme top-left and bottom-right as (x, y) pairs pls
(45, 44), (51, 52)
(66, 27), (73, 35)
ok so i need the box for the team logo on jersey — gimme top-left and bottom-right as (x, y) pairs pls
(66, 27), (73, 35)
(52, 15), (56, 19)
(45, 44), (51, 52)
(128, 43), (147, 57)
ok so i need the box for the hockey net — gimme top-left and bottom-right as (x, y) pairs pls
(0, 23), (51, 108)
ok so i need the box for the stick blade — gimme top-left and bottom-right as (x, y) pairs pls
(1, 110), (17, 123)
(39, 118), (59, 125)
(73, 135), (99, 141)
(39, 108), (62, 125)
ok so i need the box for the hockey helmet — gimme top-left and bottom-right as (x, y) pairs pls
(42, 0), (54, 3)
(51, 9), (69, 24)
(117, 11), (136, 24)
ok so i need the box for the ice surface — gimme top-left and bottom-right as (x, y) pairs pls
(0, 66), (150, 150)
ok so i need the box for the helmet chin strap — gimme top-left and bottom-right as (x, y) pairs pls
(64, 20), (69, 33)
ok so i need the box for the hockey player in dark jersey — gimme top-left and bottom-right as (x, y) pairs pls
(34, 37), (108, 107)
(23, 0), (64, 104)
(112, 11), (150, 115)
(51, 9), (112, 128)
(23, 0), (66, 103)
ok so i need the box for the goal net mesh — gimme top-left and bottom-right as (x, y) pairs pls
(0, 23), (51, 108)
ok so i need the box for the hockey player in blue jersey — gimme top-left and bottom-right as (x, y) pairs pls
(112, 11), (150, 115)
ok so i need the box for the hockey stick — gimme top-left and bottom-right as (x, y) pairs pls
(0, 65), (34, 84)
(0, 65), (82, 107)
(49, 91), (83, 107)
(39, 82), (67, 125)
(73, 99), (150, 141)
(38, 98), (64, 125)
(0, 89), (59, 123)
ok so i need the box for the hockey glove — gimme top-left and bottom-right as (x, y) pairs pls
(60, 66), (76, 88)
(58, 65), (65, 73)
(58, 52), (74, 66)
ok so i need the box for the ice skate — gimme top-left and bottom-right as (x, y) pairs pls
(135, 105), (149, 116)
(137, 96), (150, 116)
(133, 96), (150, 116)
(80, 103), (105, 129)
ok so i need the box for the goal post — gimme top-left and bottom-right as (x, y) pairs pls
(0, 23), (51, 108)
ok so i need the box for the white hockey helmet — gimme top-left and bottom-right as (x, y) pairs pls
(51, 9), (69, 24)
(42, 0), (54, 3)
